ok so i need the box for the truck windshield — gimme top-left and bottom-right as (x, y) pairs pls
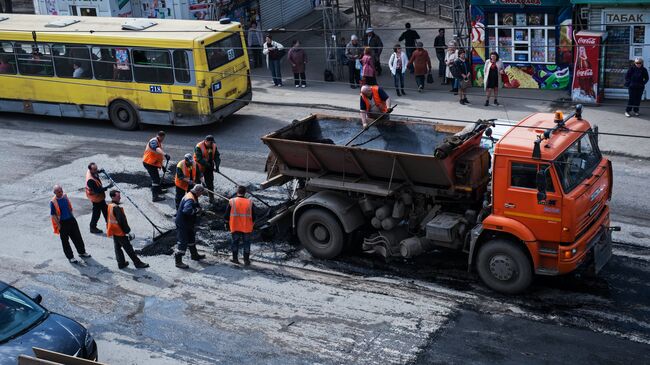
(554, 131), (601, 193)
(205, 34), (244, 71)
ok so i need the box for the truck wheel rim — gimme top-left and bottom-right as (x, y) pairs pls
(312, 224), (330, 244)
(489, 254), (516, 281)
(117, 109), (129, 122)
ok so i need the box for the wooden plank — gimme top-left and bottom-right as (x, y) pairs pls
(18, 355), (60, 365)
(260, 174), (292, 190)
(32, 348), (105, 365)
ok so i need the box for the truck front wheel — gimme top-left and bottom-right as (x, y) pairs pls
(297, 209), (345, 259)
(477, 239), (533, 294)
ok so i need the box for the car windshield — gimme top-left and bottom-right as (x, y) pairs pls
(554, 131), (601, 193)
(0, 287), (47, 342)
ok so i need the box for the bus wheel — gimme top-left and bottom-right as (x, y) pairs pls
(476, 239), (532, 294)
(297, 208), (345, 259)
(109, 100), (139, 130)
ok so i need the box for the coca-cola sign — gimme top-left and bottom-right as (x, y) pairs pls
(577, 37), (596, 45)
(571, 32), (603, 104)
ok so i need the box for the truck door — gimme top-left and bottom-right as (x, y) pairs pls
(503, 161), (562, 242)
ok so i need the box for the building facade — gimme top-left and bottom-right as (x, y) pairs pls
(469, 0), (573, 90)
(573, 0), (650, 100)
(32, 0), (313, 29)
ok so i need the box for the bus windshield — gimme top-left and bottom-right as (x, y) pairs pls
(205, 34), (244, 71)
(554, 131), (601, 193)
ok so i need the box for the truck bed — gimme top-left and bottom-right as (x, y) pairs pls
(261, 114), (486, 192)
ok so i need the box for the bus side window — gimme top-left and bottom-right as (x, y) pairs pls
(91, 46), (132, 82)
(173, 50), (191, 83)
(15, 43), (54, 77)
(0, 41), (17, 74)
(53, 44), (92, 79)
(132, 49), (173, 84)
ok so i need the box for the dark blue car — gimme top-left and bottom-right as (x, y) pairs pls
(0, 281), (97, 364)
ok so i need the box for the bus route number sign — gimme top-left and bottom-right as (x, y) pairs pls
(227, 49), (235, 61)
(212, 82), (222, 92)
(149, 85), (163, 94)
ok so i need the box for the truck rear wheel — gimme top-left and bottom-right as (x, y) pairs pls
(109, 100), (139, 130)
(477, 239), (532, 294)
(297, 209), (345, 259)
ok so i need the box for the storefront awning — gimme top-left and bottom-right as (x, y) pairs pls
(571, 0), (648, 4)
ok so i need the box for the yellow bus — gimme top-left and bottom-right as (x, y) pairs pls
(0, 14), (251, 130)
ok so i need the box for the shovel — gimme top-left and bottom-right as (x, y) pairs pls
(217, 171), (272, 208)
(102, 170), (168, 240)
(345, 104), (397, 146)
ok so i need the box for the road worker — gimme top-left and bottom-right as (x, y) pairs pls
(142, 130), (170, 202)
(86, 162), (113, 234)
(50, 184), (91, 264)
(107, 190), (149, 269)
(174, 184), (206, 269)
(224, 185), (255, 266)
(194, 135), (221, 204)
(359, 85), (393, 128)
(174, 153), (201, 209)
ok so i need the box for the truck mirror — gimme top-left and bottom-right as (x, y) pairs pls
(485, 128), (493, 138)
(593, 125), (599, 143)
(537, 191), (547, 204)
(536, 169), (547, 204)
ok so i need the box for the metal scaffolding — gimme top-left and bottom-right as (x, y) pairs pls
(451, 0), (470, 49)
(354, 0), (371, 36)
(323, 0), (342, 80)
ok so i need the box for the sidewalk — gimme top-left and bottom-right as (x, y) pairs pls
(248, 2), (650, 158)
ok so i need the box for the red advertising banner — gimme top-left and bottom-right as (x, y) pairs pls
(571, 32), (602, 104)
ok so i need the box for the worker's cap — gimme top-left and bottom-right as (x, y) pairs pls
(184, 153), (193, 163)
(366, 27), (373, 34)
(205, 135), (215, 142)
(191, 184), (205, 195)
(351, 34), (358, 40)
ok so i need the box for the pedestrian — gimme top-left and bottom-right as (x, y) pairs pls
(142, 131), (170, 202)
(445, 41), (459, 93)
(388, 44), (408, 96)
(224, 185), (255, 266)
(407, 42), (432, 92)
(624, 56), (649, 117)
(106, 190), (149, 269)
(174, 154), (200, 209)
(174, 184), (206, 269)
(0, 56), (13, 74)
(247, 20), (264, 68)
(360, 47), (377, 86)
(263, 34), (285, 87)
(363, 28), (383, 76)
(346, 35), (363, 88)
(455, 49), (471, 105)
(50, 185), (91, 264)
(434, 28), (447, 83)
(194, 135), (221, 204)
(359, 85), (393, 128)
(288, 40), (308, 88)
(85, 162), (113, 234)
(483, 51), (504, 106)
(398, 23), (420, 74)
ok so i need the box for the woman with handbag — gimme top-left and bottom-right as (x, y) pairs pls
(263, 34), (285, 87)
(445, 41), (459, 93)
(389, 44), (409, 96)
(483, 51), (504, 106)
(455, 49), (471, 105)
(407, 42), (432, 92)
(360, 47), (377, 86)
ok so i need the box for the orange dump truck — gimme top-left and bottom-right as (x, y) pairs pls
(261, 106), (614, 293)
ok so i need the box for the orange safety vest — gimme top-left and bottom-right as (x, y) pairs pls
(229, 197), (253, 233)
(174, 160), (197, 191)
(106, 203), (126, 237)
(142, 137), (164, 167)
(194, 141), (215, 172)
(50, 194), (72, 235)
(85, 170), (105, 203)
(360, 86), (388, 113)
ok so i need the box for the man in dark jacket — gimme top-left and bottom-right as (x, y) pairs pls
(106, 190), (149, 269)
(364, 28), (384, 76)
(625, 57), (649, 117)
(86, 162), (113, 234)
(174, 184), (206, 269)
(398, 23), (420, 73)
(434, 28), (447, 82)
(194, 135), (220, 204)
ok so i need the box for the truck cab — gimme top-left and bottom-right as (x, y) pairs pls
(474, 107), (613, 293)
